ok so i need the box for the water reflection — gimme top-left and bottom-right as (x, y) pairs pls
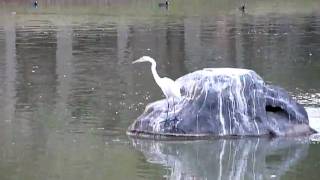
(132, 138), (309, 180)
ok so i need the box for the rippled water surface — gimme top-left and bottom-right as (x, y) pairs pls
(0, 0), (320, 179)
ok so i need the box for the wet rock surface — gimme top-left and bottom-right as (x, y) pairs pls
(128, 68), (314, 138)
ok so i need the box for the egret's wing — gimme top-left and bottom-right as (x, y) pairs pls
(162, 77), (181, 98)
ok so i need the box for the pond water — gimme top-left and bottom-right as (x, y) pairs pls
(0, 0), (320, 179)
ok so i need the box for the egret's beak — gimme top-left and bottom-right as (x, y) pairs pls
(132, 60), (139, 64)
(132, 58), (143, 64)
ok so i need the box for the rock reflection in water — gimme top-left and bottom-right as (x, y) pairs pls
(131, 138), (309, 180)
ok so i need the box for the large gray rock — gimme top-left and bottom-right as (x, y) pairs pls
(128, 68), (315, 138)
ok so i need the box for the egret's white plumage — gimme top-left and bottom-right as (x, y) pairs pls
(132, 56), (181, 99)
(132, 56), (181, 119)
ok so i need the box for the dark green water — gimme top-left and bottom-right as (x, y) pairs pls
(0, 0), (319, 179)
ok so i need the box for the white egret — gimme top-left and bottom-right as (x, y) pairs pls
(132, 56), (181, 119)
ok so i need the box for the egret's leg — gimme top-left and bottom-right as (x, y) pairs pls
(173, 97), (176, 116)
(166, 99), (169, 120)
(171, 97), (180, 131)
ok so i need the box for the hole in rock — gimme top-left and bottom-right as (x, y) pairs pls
(266, 106), (284, 113)
(265, 105), (289, 119)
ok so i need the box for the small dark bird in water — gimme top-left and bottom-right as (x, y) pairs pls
(159, 0), (169, 8)
(239, 3), (245, 12)
(33, 1), (38, 8)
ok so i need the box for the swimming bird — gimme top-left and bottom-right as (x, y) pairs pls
(33, 1), (38, 8)
(159, 0), (169, 8)
(239, 3), (245, 13)
(132, 56), (181, 119)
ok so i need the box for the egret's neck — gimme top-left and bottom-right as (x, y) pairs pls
(151, 61), (161, 83)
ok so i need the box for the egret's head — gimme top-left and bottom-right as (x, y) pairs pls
(132, 56), (155, 64)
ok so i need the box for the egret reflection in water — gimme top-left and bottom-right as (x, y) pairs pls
(131, 138), (309, 180)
